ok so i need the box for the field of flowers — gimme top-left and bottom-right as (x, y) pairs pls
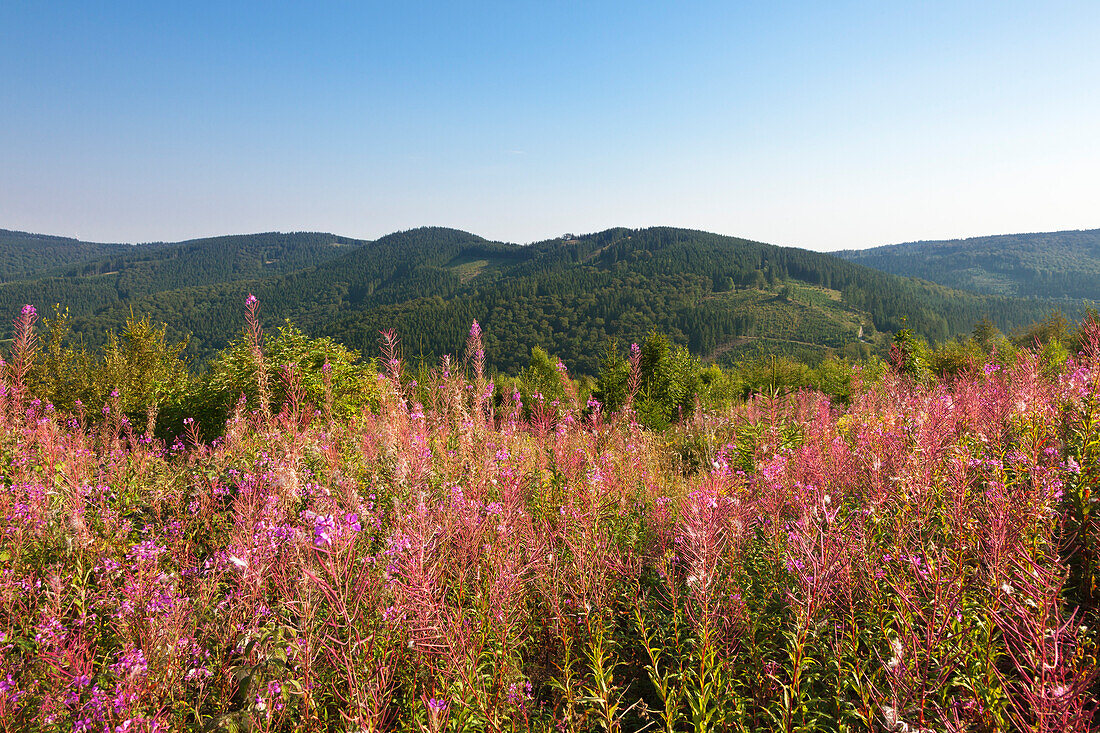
(1, 306), (1099, 732)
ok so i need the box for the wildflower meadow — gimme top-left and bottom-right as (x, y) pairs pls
(1, 300), (1099, 732)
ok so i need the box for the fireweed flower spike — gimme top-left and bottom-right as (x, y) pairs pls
(9, 304), (38, 408)
(626, 343), (642, 408)
(243, 293), (270, 418)
(466, 319), (485, 380)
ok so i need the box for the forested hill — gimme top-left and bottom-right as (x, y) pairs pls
(10, 225), (1074, 376)
(0, 230), (132, 282)
(836, 228), (1100, 299)
(0, 231), (368, 327)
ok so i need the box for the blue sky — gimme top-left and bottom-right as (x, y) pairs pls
(1, 1), (1097, 250)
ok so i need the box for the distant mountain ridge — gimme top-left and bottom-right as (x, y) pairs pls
(0, 225), (1085, 374)
(0, 231), (368, 331)
(0, 229), (132, 282)
(836, 228), (1100, 299)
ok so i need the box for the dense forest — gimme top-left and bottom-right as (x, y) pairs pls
(0, 229), (132, 282)
(0, 231), (365, 328)
(0, 225), (1087, 375)
(837, 228), (1100, 299)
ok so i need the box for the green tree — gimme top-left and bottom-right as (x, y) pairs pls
(28, 306), (96, 413)
(594, 340), (630, 413)
(184, 321), (378, 436)
(517, 346), (568, 414)
(27, 308), (190, 434)
(101, 314), (191, 434)
(971, 316), (1000, 351)
(928, 338), (983, 379)
(635, 332), (701, 430)
(890, 329), (929, 380)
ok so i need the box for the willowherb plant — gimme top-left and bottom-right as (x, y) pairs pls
(465, 320), (484, 384)
(872, 542), (972, 733)
(1, 307), (1098, 732)
(7, 304), (38, 413)
(994, 555), (1098, 733)
(277, 362), (309, 432)
(245, 294), (271, 419)
(626, 342), (642, 410)
(379, 329), (402, 385)
(321, 360), (333, 426)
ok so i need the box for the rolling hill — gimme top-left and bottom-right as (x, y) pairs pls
(0, 230), (133, 282)
(5, 225), (1076, 376)
(836, 228), (1100, 299)
(0, 231), (367, 330)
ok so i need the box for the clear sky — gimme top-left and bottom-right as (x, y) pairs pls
(1, 1), (1097, 251)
